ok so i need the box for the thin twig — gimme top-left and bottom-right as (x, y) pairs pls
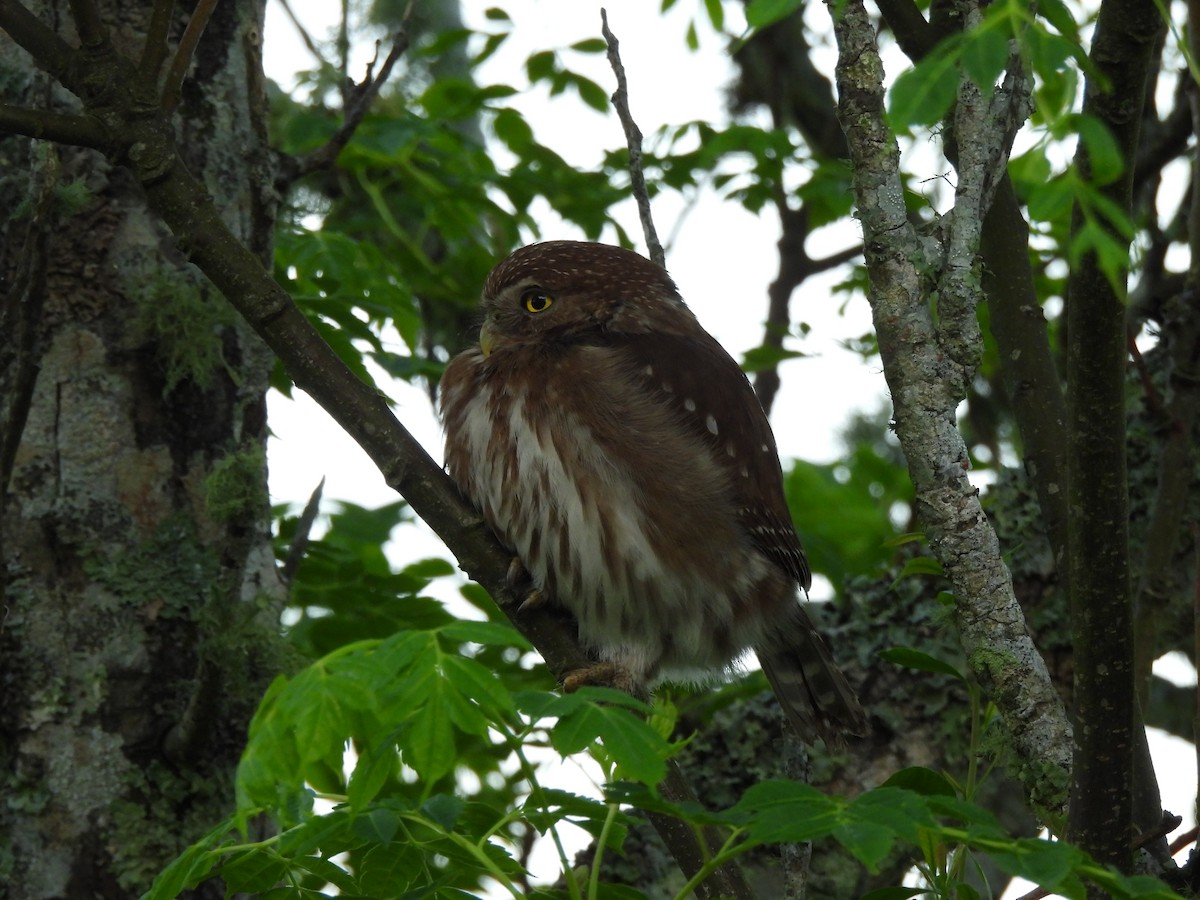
(275, 0), (330, 69)
(278, 2), (414, 187)
(161, 0), (219, 114)
(600, 8), (664, 268)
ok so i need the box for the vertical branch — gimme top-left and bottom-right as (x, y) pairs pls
(1063, 0), (1163, 877)
(600, 9), (664, 267)
(138, 0), (175, 85)
(160, 0), (218, 113)
(67, 0), (107, 46)
(828, 0), (1072, 817)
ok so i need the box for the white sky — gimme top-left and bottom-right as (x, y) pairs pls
(259, 3), (1197, 895)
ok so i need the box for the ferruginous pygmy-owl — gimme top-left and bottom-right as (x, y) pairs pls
(440, 241), (868, 742)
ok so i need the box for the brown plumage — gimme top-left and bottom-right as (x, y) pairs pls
(440, 241), (867, 743)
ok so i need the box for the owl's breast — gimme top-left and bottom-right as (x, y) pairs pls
(441, 345), (787, 678)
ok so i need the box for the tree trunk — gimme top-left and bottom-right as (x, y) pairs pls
(0, 2), (285, 896)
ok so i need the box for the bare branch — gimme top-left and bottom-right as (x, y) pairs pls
(278, 14), (413, 188)
(600, 8), (664, 267)
(829, 0), (1072, 819)
(0, 0), (76, 78)
(161, 0), (218, 114)
(138, 0), (176, 85)
(0, 104), (109, 147)
(1063, 0), (1164, 873)
(275, 0), (331, 69)
(67, 0), (107, 48)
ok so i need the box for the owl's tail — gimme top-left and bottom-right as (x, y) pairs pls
(756, 608), (869, 746)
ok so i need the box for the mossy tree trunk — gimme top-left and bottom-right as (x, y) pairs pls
(0, 2), (286, 896)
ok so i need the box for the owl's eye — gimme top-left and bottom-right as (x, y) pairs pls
(522, 289), (554, 313)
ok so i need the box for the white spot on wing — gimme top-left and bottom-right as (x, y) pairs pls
(683, 398), (697, 412)
(705, 414), (718, 435)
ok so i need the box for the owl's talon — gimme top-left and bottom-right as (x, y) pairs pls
(517, 590), (545, 614)
(562, 662), (639, 696)
(505, 556), (530, 589)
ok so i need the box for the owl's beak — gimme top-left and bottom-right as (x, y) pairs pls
(479, 320), (497, 357)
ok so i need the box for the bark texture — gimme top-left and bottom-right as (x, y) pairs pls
(0, 2), (284, 896)
(1064, 0), (1164, 876)
(827, 0), (1073, 818)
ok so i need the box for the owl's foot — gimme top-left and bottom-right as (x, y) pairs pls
(517, 590), (546, 614)
(562, 662), (641, 697)
(505, 556), (530, 588)
(502, 556), (546, 613)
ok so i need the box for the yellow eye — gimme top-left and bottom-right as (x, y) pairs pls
(522, 289), (554, 313)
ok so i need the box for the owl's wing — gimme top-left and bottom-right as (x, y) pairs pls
(604, 330), (812, 591)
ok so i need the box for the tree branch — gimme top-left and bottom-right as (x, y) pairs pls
(0, 3), (752, 894)
(137, 0), (174, 85)
(1064, 0), (1163, 878)
(160, 0), (217, 114)
(601, 8), (664, 267)
(67, 0), (107, 48)
(828, 0), (1072, 819)
(0, 0), (76, 78)
(276, 16), (413, 188)
(0, 104), (109, 147)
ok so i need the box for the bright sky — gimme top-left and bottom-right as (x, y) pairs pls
(258, 3), (1197, 895)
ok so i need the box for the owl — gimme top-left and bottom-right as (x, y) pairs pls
(440, 241), (867, 742)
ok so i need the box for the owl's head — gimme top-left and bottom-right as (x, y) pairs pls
(476, 241), (699, 354)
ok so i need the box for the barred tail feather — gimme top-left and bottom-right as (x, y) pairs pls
(757, 620), (869, 746)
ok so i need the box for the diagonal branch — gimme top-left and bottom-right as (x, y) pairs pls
(0, 0), (76, 77)
(0, 2), (752, 894)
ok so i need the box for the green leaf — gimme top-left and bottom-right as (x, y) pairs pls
(218, 848), (287, 894)
(551, 701), (606, 755)
(881, 766), (959, 797)
(861, 889), (930, 900)
(879, 647), (966, 682)
(484, 7), (511, 21)
(405, 685), (457, 782)
(526, 50), (557, 82)
(570, 38), (608, 53)
(347, 740), (396, 810)
(143, 814), (236, 899)
(988, 837), (1085, 892)
(960, 24), (1009, 94)
(731, 780), (842, 844)
(1076, 115), (1125, 185)
(574, 75), (610, 112)
(834, 819), (897, 871)
(291, 855), (359, 895)
(353, 806), (401, 844)
(703, 0), (725, 31)
(442, 619), (532, 651)
(890, 555), (945, 586)
(442, 654), (515, 718)
(888, 40), (962, 128)
(595, 705), (670, 784)
(745, 0), (804, 29)
(422, 793), (465, 831)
